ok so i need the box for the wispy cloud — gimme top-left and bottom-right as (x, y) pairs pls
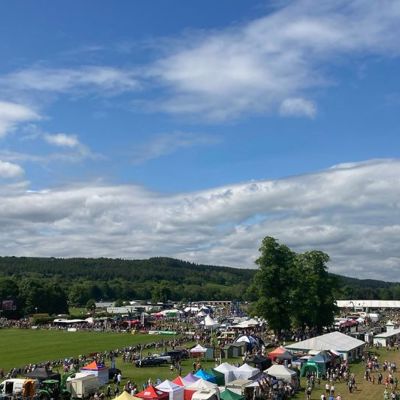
(0, 159), (399, 280)
(0, 160), (24, 178)
(279, 97), (316, 118)
(132, 132), (220, 164)
(1, 66), (138, 95)
(0, 101), (40, 137)
(147, 0), (400, 120)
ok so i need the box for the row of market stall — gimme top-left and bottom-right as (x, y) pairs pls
(117, 363), (298, 400)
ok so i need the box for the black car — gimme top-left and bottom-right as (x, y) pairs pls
(135, 356), (169, 367)
(160, 349), (189, 362)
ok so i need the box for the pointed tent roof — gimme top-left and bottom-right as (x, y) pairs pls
(183, 373), (200, 384)
(204, 316), (219, 328)
(214, 363), (238, 384)
(235, 364), (260, 380)
(220, 389), (244, 400)
(81, 361), (107, 370)
(194, 369), (217, 383)
(186, 379), (218, 391)
(214, 363), (237, 372)
(156, 380), (184, 393)
(172, 377), (185, 387)
(116, 392), (140, 400)
(268, 346), (292, 360)
(265, 365), (296, 383)
(136, 386), (169, 400)
(190, 344), (207, 353)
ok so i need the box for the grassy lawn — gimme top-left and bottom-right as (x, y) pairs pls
(0, 329), (174, 371)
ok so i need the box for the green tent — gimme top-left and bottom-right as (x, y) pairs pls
(220, 389), (244, 400)
(205, 369), (225, 386)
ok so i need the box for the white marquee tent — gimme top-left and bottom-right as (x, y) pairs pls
(235, 364), (259, 380)
(156, 380), (184, 400)
(214, 363), (238, 384)
(265, 365), (297, 384)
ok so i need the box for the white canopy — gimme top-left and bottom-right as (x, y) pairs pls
(190, 344), (208, 353)
(156, 380), (184, 400)
(187, 379), (218, 391)
(214, 363), (238, 384)
(191, 391), (219, 400)
(204, 316), (220, 329)
(285, 331), (365, 353)
(235, 364), (259, 380)
(265, 365), (297, 383)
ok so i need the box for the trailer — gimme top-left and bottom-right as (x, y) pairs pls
(65, 374), (100, 399)
(0, 378), (37, 399)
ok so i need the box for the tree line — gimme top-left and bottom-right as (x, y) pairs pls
(0, 249), (398, 317)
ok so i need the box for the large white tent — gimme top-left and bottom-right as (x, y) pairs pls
(285, 331), (365, 361)
(265, 365), (297, 384)
(156, 380), (184, 400)
(235, 364), (259, 380)
(214, 363), (238, 384)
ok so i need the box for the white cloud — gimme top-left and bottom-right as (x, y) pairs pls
(0, 101), (39, 137)
(0, 159), (400, 280)
(280, 97), (316, 118)
(43, 133), (80, 148)
(1, 66), (138, 94)
(0, 160), (24, 178)
(148, 0), (400, 120)
(132, 132), (220, 164)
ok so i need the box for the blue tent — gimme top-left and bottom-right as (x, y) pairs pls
(194, 369), (217, 383)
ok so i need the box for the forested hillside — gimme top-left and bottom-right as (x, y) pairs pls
(0, 256), (398, 316)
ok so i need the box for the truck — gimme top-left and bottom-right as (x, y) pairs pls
(0, 378), (37, 399)
(65, 374), (100, 399)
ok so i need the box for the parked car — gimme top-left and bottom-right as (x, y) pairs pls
(160, 349), (189, 362)
(135, 356), (169, 367)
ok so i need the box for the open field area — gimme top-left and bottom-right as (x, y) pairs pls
(2, 329), (400, 400)
(0, 329), (173, 371)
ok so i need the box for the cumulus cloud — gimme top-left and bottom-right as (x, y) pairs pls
(0, 158), (399, 280)
(148, 0), (400, 120)
(132, 132), (220, 164)
(43, 133), (80, 148)
(0, 160), (24, 178)
(0, 101), (39, 137)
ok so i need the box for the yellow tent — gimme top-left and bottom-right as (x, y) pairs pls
(115, 391), (142, 400)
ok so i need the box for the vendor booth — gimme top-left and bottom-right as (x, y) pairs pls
(214, 363), (238, 384)
(156, 380), (184, 400)
(265, 365), (298, 387)
(235, 364), (259, 380)
(80, 361), (109, 385)
(136, 386), (169, 400)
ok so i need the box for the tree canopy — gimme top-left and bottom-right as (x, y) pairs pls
(251, 237), (338, 334)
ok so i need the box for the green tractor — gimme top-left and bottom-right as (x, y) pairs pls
(38, 379), (71, 400)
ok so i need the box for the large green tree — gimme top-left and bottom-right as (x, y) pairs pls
(251, 236), (337, 334)
(252, 236), (296, 335)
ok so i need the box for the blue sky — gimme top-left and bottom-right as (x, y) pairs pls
(1, 1), (400, 280)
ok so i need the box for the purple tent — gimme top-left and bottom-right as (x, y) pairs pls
(183, 373), (200, 384)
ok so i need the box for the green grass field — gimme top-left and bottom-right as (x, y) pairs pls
(0, 329), (172, 371)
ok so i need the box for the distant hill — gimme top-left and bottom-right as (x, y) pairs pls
(0, 256), (399, 311)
